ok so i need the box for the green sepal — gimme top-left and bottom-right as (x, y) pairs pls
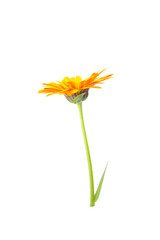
(94, 162), (108, 202)
(72, 93), (86, 104)
(65, 90), (89, 104)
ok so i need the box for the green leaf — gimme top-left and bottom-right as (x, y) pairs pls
(94, 162), (108, 202)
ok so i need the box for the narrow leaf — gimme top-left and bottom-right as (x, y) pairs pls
(94, 162), (108, 202)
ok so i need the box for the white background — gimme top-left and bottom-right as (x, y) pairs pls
(0, 0), (160, 239)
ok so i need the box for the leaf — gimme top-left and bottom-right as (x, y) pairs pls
(94, 162), (108, 202)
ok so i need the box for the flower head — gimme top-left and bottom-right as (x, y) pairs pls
(38, 69), (113, 103)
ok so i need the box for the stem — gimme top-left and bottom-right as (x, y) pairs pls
(77, 102), (95, 207)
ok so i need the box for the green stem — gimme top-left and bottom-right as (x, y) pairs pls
(77, 102), (95, 207)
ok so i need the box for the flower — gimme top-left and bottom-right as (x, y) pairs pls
(38, 68), (114, 206)
(38, 69), (113, 103)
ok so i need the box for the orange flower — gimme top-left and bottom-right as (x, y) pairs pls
(38, 69), (113, 97)
(38, 68), (114, 206)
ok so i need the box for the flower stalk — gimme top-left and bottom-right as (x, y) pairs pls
(77, 102), (95, 207)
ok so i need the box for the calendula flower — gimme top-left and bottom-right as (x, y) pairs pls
(38, 69), (113, 103)
(38, 69), (113, 207)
